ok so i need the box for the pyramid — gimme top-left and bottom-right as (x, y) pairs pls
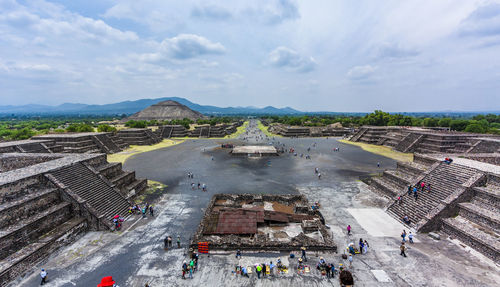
(125, 100), (205, 121)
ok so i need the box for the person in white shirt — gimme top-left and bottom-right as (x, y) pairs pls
(40, 268), (47, 285)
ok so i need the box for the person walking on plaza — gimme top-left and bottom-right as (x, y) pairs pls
(400, 242), (407, 257)
(182, 261), (187, 279)
(40, 268), (47, 285)
(347, 225), (352, 236)
(177, 235), (181, 248)
(149, 205), (154, 217)
(401, 230), (407, 242)
(256, 264), (262, 279)
(409, 232), (414, 243)
(168, 236), (172, 247)
(348, 254), (353, 268)
(236, 249), (242, 259)
(363, 239), (369, 253)
(301, 246), (307, 262)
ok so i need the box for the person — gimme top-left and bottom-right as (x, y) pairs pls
(256, 264), (262, 279)
(330, 263), (336, 278)
(348, 254), (353, 268)
(197, 182), (201, 189)
(241, 267), (249, 278)
(363, 239), (369, 254)
(397, 196), (402, 205)
(188, 262), (193, 279)
(414, 188), (418, 201)
(202, 183), (207, 192)
(347, 225), (351, 236)
(318, 173), (321, 179)
(301, 246), (307, 262)
(269, 261), (275, 276)
(191, 183), (195, 190)
(377, 162), (380, 168)
(177, 235), (181, 248)
(236, 249), (241, 259)
(407, 185), (412, 196)
(40, 268), (47, 285)
(325, 263), (331, 278)
(261, 263), (266, 277)
(142, 206), (147, 218)
(182, 261), (187, 279)
(403, 215), (411, 225)
(400, 242), (407, 257)
(409, 232), (414, 243)
(401, 230), (407, 242)
(149, 205), (154, 217)
(420, 181), (426, 192)
(168, 236), (172, 247)
(426, 183), (431, 193)
(315, 167), (319, 174)
(164, 236), (169, 250)
(359, 238), (364, 253)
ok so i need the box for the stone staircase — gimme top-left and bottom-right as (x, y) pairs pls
(441, 178), (500, 262)
(93, 162), (147, 199)
(0, 177), (87, 286)
(394, 133), (424, 153)
(48, 163), (131, 222)
(349, 127), (367, 142)
(92, 134), (121, 153)
(387, 163), (479, 229)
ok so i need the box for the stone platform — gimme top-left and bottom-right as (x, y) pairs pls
(230, 145), (278, 156)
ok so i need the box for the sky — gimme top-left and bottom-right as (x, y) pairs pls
(0, 0), (499, 112)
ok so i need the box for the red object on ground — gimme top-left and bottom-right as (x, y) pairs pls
(198, 242), (209, 253)
(97, 276), (116, 287)
(113, 215), (120, 219)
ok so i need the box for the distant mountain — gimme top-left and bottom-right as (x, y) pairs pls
(0, 97), (303, 116)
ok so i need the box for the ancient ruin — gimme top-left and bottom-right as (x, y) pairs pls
(191, 194), (336, 252)
(123, 100), (205, 121)
(349, 126), (500, 154)
(266, 122), (351, 137)
(230, 145), (279, 156)
(31, 132), (127, 154)
(0, 152), (146, 284)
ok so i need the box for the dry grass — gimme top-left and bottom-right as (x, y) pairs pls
(107, 139), (185, 164)
(257, 121), (282, 137)
(224, 121), (249, 139)
(339, 139), (413, 162)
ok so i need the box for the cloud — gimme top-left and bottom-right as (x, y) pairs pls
(191, 5), (232, 21)
(162, 34), (226, 59)
(459, 3), (500, 38)
(375, 42), (419, 60)
(347, 65), (377, 80)
(140, 34), (226, 61)
(268, 46), (316, 72)
(243, 0), (300, 25)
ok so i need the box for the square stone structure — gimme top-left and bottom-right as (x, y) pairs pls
(230, 145), (278, 156)
(191, 194), (336, 252)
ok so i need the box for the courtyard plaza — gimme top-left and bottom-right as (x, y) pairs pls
(16, 120), (499, 286)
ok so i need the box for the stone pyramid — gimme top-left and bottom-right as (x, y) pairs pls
(125, 100), (205, 121)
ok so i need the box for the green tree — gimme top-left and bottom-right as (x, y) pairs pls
(438, 118), (451, 127)
(97, 124), (117, 132)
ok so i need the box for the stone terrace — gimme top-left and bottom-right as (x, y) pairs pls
(0, 139), (63, 154)
(0, 152), (147, 286)
(369, 152), (500, 261)
(117, 128), (162, 145)
(32, 132), (127, 154)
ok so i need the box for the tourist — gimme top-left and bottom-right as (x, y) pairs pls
(236, 249), (241, 259)
(149, 205), (154, 217)
(40, 268), (47, 285)
(377, 162), (380, 168)
(197, 182), (201, 189)
(177, 235), (181, 248)
(426, 183), (431, 193)
(191, 183), (195, 190)
(359, 238), (364, 253)
(348, 254), (353, 268)
(318, 173), (321, 179)
(420, 181), (426, 192)
(414, 189), (418, 201)
(400, 242), (407, 257)
(188, 261), (194, 278)
(142, 206), (147, 218)
(407, 185), (412, 196)
(325, 262), (331, 278)
(241, 267), (249, 278)
(256, 264), (262, 279)
(261, 263), (266, 277)
(315, 167), (319, 174)
(168, 236), (173, 247)
(269, 261), (275, 276)
(182, 261), (187, 279)
(409, 232), (414, 243)
(301, 246), (307, 262)
(202, 183), (207, 192)
(347, 225), (352, 236)
(401, 230), (407, 242)
(164, 236), (169, 250)
(330, 263), (336, 278)
(363, 240), (369, 253)
(403, 215), (411, 225)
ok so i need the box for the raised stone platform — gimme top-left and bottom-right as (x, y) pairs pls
(32, 132), (126, 154)
(191, 194), (336, 252)
(231, 145), (278, 156)
(117, 128), (161, 145)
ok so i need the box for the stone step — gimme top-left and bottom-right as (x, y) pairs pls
(0, 202), (72, 260)
(371, 177), (401, 198)
(442, 216), (499, 262)
(472, 186), (500, 210)
(0, 188), (60, 229)
(458, 202), (500, 231)
(0, 217), (87, 285)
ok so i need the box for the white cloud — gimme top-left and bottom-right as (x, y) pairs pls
(162, 34), (225, 59)
(347, 65), (377, 80)
(268, 46), (316, 72)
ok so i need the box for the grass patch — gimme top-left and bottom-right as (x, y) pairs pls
(134, 180), (168, 203)
(107, 139), (185, 164)
(338, 139), (413, 162)
(257, 121), (282, 137)
(224, 121), (249, 139)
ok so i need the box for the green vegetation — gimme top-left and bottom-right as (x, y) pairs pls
(66, 123), (94, 132)
(257, 120), (281, 137)
(224, 121), (249, 139)
(97, 124), (117, 132)
(263, 111), (500, 134)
